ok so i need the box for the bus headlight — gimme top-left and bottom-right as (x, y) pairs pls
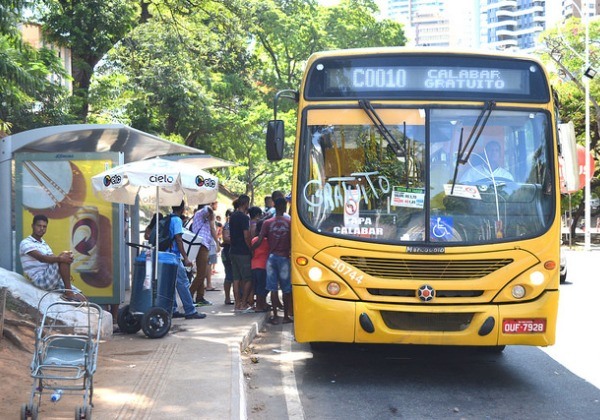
(308, 267), (323, 281)
(529, 271), (545, 286)
(511, 285), (526, 299)
(327, 282), (341, 295)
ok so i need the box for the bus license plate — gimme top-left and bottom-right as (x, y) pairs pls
(502, 318), (546, 334)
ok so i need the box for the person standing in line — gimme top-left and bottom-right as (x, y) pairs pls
(229, 194), (253, 312)
(19, 214), (82, 302)
(263, 195), (274, 214)
(205, 201), (221, 290)
(189, 203), (217, 306)
(251, 219), (270, 312)
(262, 190), (285, 220)
(214, 213), (224, 274)
(168, 201), (206, 319)
(249, 206), (263, 238)
(220, 207), (234, 305)
(253, 197), (292, 324)
(246, 206), (264, 308)
(260, 190), (289, 311)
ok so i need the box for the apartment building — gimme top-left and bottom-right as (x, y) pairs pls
(382, 0), (597, 51)
(562, 0), (600, 18)
(482, 0), (547, 52)
(20, 22), (72, 92)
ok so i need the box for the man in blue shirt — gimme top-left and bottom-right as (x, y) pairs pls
(169, 201), (206, 319)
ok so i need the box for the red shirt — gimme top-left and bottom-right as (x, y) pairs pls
(260, 216), (291, 257)
(251, 236), (269, 269)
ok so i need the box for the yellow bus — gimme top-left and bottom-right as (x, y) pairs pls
(266, 48), (561, 350)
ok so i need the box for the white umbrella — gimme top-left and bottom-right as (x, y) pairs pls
(91, 157), (219, 279)
(91, 157), (218, 207)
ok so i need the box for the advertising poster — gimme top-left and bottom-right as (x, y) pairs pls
(15, 152), (122, 304)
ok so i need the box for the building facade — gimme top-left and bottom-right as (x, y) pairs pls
(382, 0), (597, 51)
(20, 23), (72, 92)
(481, 0), (547, 52)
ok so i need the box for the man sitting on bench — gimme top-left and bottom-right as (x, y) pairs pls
(20, 214), (82, 302)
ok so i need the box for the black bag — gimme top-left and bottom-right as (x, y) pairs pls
(148, 214), (173, 251)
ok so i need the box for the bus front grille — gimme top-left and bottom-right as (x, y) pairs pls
(380, 311), (474, 332)
(341, 256), (513, 280)
(368, 288), (484, 298)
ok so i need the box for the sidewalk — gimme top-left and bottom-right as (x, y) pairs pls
(90, 269), (267, 420)
(0, 262), (268, 419)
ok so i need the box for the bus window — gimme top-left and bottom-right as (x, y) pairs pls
(298, 107), (554, 244)
(433, 108), (554, 242)
(298, 108), (426, 241)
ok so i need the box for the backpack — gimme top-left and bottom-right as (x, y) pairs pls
(148, 214), (174, 251)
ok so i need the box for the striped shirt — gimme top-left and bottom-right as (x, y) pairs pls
(191, 206), (214, 249)
(20, 236), (54, 277)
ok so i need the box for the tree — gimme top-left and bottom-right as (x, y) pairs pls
(0, 1), (72, 133)
(538, 17), (599, 148)
(252, 0), (406, 91)
(247, 0), (406, 199)
(40, 0), (139, 121)
(90, 18), (212, 136)
(322, 0), (407, 50)
(538, 17), (600, 233)
(86, 0), (407, 201)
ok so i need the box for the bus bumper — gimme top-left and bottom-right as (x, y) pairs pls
(293, 284), (558, 347)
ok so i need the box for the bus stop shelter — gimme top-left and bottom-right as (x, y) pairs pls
(0, 124), (232, 302)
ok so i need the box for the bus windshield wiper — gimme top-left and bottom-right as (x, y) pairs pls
(449, 100), (496, 194)
(358, 99), (405, 157)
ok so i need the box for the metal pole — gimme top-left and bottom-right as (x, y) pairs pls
(584, 2), (591, 250)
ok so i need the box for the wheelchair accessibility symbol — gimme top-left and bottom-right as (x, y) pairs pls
(430, 216), (453, 240)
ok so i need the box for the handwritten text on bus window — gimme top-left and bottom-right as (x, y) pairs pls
(303, 171), (391, 211)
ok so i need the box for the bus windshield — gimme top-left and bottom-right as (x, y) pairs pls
(298, 106), (554, 245)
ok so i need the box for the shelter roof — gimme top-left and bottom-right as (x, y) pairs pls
(5, 124), (225, 165)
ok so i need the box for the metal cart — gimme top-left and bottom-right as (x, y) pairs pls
(21, 290), (103, 420)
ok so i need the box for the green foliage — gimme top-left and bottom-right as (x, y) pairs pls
(0, 0), (74, 133)
(7, 0), (405, 201)
(251, 0), (405, 91)
(538, 17), (599, 144)
(40, 0), (139, 119)
(322, 0), (406, 50)
(538, 16), (600, 219)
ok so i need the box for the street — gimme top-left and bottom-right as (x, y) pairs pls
(244, 249), (600, 419)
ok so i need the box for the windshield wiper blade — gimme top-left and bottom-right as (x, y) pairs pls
(457, 100), (495, 164)
(449, 100), (496, 194)
(358, 99), (405, 157)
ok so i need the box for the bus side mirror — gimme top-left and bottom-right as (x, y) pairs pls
(266, 120), (285, 161)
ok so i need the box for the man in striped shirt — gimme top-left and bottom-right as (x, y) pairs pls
(20, 214), (81, 301)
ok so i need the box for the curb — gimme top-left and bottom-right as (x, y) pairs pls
(231, 312), (269, 420)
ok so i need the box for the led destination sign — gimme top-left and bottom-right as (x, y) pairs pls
(325, 66), (527, 94)
(305, 55), (549, 101)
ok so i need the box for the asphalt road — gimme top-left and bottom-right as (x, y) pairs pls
(244, 249), (600, 420)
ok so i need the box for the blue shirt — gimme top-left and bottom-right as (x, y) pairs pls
(168, 214), (183, 257)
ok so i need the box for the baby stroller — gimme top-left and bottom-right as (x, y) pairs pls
(21, 290), (103, 420)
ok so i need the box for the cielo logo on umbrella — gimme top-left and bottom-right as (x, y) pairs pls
(103, 174), (122, 186)
(197, 176), (216, 188)
(149, 174), (175, 183)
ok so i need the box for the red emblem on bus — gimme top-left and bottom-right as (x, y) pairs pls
(418, 285), (435, 302)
